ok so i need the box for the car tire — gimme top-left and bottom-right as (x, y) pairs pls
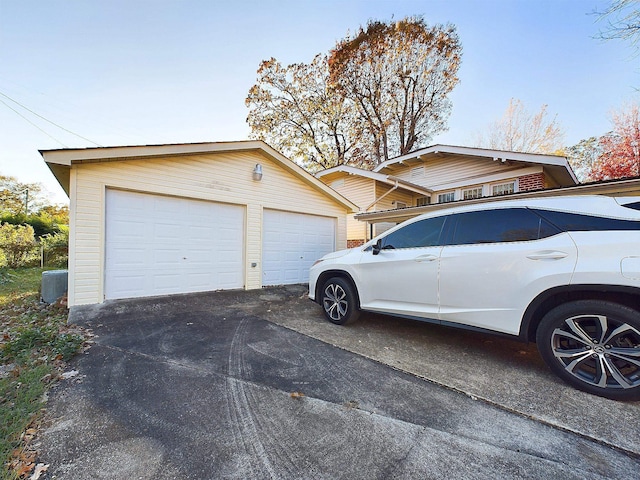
(320, 277), (360, 325)
(536, 300), (640, 400)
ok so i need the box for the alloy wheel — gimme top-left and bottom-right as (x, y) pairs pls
(550, 313), (640, 390)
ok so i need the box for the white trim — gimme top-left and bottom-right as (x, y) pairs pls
(317, 165), (432, 195)
(462, 186), (484, 200)
(491, 180), (517, 196)
(41, 140), (358, 213)
(437, 191), (456, 203)
(67, 168), (77, 306)
(374, 144), (573, 172)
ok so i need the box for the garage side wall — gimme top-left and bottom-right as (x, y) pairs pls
(69, 151), (348, 306)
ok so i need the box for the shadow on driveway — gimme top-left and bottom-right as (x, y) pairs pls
(39, 286), (640, 479)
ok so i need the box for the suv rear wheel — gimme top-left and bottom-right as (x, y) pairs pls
(320, 277), (360, 325)
(536, 300), (640, 400)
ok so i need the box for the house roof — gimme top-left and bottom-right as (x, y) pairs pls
(40, 140), (358, 212)
(373, 144), (578, 186)
(315, 165), (432, 195)
(355, 176), (640, 224)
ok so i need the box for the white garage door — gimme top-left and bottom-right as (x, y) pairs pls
(105, 190), (244, 300)
(263, 209), (335, 285)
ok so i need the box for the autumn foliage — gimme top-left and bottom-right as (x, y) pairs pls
(589, 103), (640, 181)
(246, 17), (462, 171)
(474, 98), (565, 154)
(328, 18), (462, 165)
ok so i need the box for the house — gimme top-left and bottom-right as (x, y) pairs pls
(356, 176), (640, 226)
(41, 141), (356, 307)
(315, 166), (432, 247)
(317, 145), (578, 245)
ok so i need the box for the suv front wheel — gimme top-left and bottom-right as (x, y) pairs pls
(536, 300), (640, 400)
(320, 277), (360, 325)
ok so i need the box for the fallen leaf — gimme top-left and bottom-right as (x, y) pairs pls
(15, 462), (33, 477)
(61, 370), (79, 379)
(30, 463), (49, 480)
(290, 391), (305, 399)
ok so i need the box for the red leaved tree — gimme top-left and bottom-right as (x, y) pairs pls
(590, 103), (640, 180)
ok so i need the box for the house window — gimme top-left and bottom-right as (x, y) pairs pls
(395, 201), (407, 209)
(438, 192), (455, 203)
(416, 196), (430, 206)
(463, 187), (483, 200)
(492, 182), (515, 196)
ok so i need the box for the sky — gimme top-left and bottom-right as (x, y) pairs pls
(1, 0), (638, 204)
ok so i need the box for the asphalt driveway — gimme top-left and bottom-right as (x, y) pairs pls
(38, 285), (640, 479)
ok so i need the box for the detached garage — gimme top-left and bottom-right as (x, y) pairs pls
(41, 141), (356, 307)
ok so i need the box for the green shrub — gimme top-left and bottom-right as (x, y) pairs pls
(0, 224), (37, 268)
(0, 213), (61, 238)
(40, 229), (69, 268)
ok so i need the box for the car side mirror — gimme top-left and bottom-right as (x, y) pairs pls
(372, 239), (382, 255)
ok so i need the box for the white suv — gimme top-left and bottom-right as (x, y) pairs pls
(309, 195), (640, 400)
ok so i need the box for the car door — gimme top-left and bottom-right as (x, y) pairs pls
(355, 215), (446, 319)
(438, 208), (577, 335)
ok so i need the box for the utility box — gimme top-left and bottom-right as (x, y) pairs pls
(41, 270), (68, 304)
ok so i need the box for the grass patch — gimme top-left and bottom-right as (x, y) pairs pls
(0, 267), (87, 479)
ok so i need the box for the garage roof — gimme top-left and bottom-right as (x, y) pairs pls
(40, 140), (358, 212)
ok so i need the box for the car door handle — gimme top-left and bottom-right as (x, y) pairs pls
(414, 254), (438, 262)
(526, 250), (569, 260)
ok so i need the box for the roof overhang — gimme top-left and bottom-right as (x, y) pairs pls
(373, 144), (578, 186)
(40, 140), (358, 212)
(355, 177), (640, 224)
(316, 165), (432, 195)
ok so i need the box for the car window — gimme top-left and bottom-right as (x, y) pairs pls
(448, 208), (560, 245)
(533, 209), (640, 232)
(380, 216), (446, 249)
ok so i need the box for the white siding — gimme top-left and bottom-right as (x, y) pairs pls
(327, 174), (373, 241)
(392, 156), (526, 189)
(69, 151), (348, 306)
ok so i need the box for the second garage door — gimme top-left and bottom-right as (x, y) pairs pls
(262, 209), (335, 285)
(105, 190), (244, 300)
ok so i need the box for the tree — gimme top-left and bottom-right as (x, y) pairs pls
(474, 98), (565, 154)
(0, 175), (46, 216)
(590, 102), (640, 180)
(565, 137), (602, 182)
(596, 0), (640, 54)
(36, 204), (69, 227)
(246, 16), (462, 170)
(246, 55), (366, 171)
(328, 17), (462, 165)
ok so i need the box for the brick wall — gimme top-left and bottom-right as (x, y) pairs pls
(518, 172), (545, 192)
(347, 239), (365, 248)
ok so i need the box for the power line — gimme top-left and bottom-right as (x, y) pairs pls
(0, 99), (68, 147)
(0, 90), (103, 147)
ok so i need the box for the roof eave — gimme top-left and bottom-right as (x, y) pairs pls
(40, 140), (358, 212)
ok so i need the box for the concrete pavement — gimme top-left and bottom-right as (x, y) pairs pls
(37, 286), (640, 479)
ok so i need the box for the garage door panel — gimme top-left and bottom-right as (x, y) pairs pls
(110, 219), (148, 240)
(105, 190), (244, 300)
(109, 247), (146, 267)
(263, 209), (335, 286)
